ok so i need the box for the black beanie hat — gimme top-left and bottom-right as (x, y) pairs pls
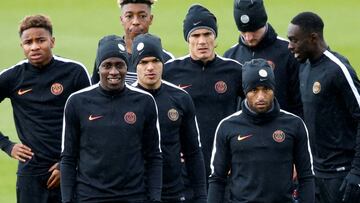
(132, 33), (164, 67)
(234, 0), (268, 32)
(183, 4), (218, 41)
(118, 0), (154, 6)
(95, 35), (128, 70)
(242, 58), (275, 94)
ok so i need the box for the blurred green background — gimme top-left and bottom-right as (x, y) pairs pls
(1, 0), (359, 202)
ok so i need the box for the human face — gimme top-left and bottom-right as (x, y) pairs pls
(241, 26), (266, 47)
(120, 4), (153, 41)
(20, 27), (54, 68)
(246, 86), (274, 113)
(136, 56), (162, 90)
(99, 57), (127, 91)
(287, 23), (313, 63)
(188, 29), (216, 63)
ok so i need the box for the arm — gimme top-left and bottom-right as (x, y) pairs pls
(293, 118), (315, 203)
(207, 122), (231, 203)
(0, 132), (15, 156)
(60, 98), (80, 203)
(285, 54), (303, 118)
(180, 95), (207, 202)
(142, 97), (162, 202)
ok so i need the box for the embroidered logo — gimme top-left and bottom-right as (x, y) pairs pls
(88, 115), (103, 121)
(215, 81), (227, 94)
(240, 15), (250, 24)
(312, 81), (321, 94)
(259, 69), (268, 77)
(51, 83), (63, 95)
(237, 134), (253, 141)
(168, 108), (179, 121)
(272, 130), (285, 143)
(124, 112), (136, 124)
(178, 84), (192, 89)
(17, 88), (32, 96)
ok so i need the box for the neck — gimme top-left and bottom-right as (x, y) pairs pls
(310, 40), (328, 61)
(124, 35), (133, 54)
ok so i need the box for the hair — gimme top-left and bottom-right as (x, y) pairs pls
(291, 12), (324, 37)
(19, 14), (53, 37)
(117, 0), (154, 8)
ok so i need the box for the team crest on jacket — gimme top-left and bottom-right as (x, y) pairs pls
(124, 112), (136, 124)
(312, 81), (321, 94)
(168, 108), (179, 121)
(215, 81), (227, 94)
(272, 130), (285, 143)
(50, 83), (63, 95)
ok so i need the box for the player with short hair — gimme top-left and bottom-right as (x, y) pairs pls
(91, 0), (174, 85)
(288, 11), (360, 203)
(0, 14), (91, 203)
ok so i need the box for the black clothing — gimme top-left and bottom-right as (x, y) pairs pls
(208, 99), (315, 203)
(224, 24), (303, 117)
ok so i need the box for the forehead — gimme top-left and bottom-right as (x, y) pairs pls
(140, 56), (158, 61)
(287, 23), (304, 37)
(121, 3), (150, 14)
(101, 57), (126, 64)
(21, 27), (51, 39)
(190, 28), (214, 36)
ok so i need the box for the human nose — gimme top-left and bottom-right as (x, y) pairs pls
(132, 16), (140, 25)
(243, 32), (254, 41)
(30, 42), (40, 50)
(109, 66), (120, 74)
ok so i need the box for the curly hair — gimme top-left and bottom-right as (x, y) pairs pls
(18, 14), (53, 37)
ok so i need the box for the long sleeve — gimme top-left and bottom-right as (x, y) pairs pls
(180, 95), (207, 201)
(0, 131), (14, 156)
(294, 119), (315, 203)
(286, 56), (303, 118)
(208, 122), (231, 203)
(142, 97), (163, 202)
(60, 98), (80, 203)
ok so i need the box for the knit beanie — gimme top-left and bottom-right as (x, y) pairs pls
(131, 33), (164, 67)
(95, 35), (128, 70)
(183, 4), (218, 41)
(234, 0), (268, 32)
(242, 58), (275, 94)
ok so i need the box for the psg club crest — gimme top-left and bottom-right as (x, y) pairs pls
(312, 81), (321, 94)
(50, 83), (63, 95)
(272, 130), (285, 143)
(124, 112), (136, 124)
(214, 81), (227, 94)
(167, 108), (179, 121)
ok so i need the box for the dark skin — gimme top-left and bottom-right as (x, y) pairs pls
(287, 23), (327, 63)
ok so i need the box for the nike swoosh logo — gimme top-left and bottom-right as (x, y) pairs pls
(193, 21), (202, 26)
(238, 134), (253, 141)
(178, 84), (192, 89)
(88, 115), (103, 121)
(17, 89), (32, 95)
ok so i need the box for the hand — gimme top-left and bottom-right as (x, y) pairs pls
(10, 143), (33, 162)
(47, 163), (60, 189)
(339, 172), (360, 203)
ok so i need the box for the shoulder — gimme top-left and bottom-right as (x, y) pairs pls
(162, 80), (192, 100)
(53, 55), (88, 72)
(66, 84), (98, 104)
(279, 109), (306, 126)
(216, 55), (243, 66)
(224, 43), (240, 57)
(1, 59), (28, 75)
(165, 55), (190, 66)
(162, 49), (175, 61)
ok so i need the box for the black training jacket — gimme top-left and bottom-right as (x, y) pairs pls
(208, 99), (315, 203)
(224, 23), (303, 117)
(0, 56), (91, 175)
(163, 55), (244, 179)
(61, 84), (162, 203)
(299, 49), (360, 178)
(135, 80), (207, 202)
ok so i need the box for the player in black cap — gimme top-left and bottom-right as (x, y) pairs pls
(208, 58), (315, 203)
(132, 33), (207, 203)
(61, 35), (162, 203)
(90, 0), (174, 85)
(288, 11), (360, 203)
(224, 0), (303, 118)
(163, 5), (244, 195)
(0, 14), (91, 203)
